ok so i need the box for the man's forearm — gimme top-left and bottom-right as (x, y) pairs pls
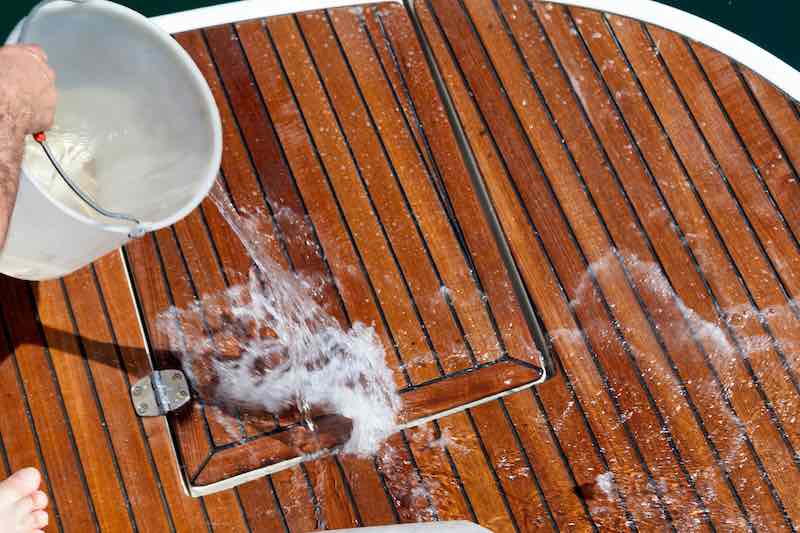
(0, 105), (24, 249)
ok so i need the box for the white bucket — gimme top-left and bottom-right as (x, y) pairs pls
(2, 0), (221, 280)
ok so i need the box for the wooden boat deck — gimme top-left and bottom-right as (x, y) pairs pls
(2, 0), (800, 531)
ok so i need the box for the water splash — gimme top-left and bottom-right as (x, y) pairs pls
(157, 185), (401, 455)
(569, 249), (792, 530)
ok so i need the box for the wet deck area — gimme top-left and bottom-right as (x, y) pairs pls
(2, 1), (800, 531)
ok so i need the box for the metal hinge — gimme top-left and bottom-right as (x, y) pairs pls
(131, 369), (191, 417)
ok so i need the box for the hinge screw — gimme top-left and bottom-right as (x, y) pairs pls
(132, 386), (142, 396)
(137, 403), (149, 413)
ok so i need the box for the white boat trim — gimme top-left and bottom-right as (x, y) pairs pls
(546, 0), (800, 102)
(189, 376), (539, 497)
(151, 0), (402, 34)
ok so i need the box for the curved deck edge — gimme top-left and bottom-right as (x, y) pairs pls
(547, 0), (800, 102)
(151, 0), (403, 35)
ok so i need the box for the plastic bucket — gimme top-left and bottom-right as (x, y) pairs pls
(2, 0), (221, 280)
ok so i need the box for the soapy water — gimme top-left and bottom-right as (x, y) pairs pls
(156, 186), (401, 456)
(23, 126), (103, 219)
(565, 249), (797, 530)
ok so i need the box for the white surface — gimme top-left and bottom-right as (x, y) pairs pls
(322, 522), (493, 532)
(1, 0), (221, 280)
(151, 0), (401, 34)
(548, 0), (800, 102)
(188, 372), (540, 497)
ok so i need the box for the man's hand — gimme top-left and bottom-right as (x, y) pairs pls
(0, 44), (57, 250)
(0, 44), (57, 134)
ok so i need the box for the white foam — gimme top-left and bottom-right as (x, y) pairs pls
(595, 471), (616, 499)
(157, 186), (401, 456)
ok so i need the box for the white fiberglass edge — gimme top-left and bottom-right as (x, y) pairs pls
(151, 0), (401, 34)
(547, 0), (800, 102)
(189, 377), (539, 496)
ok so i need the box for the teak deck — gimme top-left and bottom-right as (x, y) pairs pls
(2, 1), (800, 531)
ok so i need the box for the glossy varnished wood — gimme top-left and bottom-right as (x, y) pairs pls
(415, 0), (800, 530)
(123, 3), (547, 492)
(1, 1), (799, 532)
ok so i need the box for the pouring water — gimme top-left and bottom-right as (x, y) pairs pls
(157, 183), (401, 456)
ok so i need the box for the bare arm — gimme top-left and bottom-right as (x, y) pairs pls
(0, 45), (56, 249)
(0, 103), (26, 248)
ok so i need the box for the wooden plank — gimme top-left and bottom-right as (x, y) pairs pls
(298, 8), (476, 373)
(506, 3), (773, 529)
(646, 23), (800, 448)
(647, 26), (800, 306)
(202, 490), (251, 533)
(436, 411), (516, 533)
(195, 415), (352, 486)
(404, 423), (472, 523)
(175, 30), (288, 293)
(266, 13), (442, 385)
(34, 277), (134, 533)
(399, 360), (538, 421)
(416, 0), (693, 529)
(92, 252), (211, 533)
(199, 23), (386, 521)
(169, 205), (254, 444)
(501, 392), (594, 531)
(234, 18), (409, 393)
(271, 467), (320, 532)
(411, 1), (632, 529)
(303, 457), (360, 530)
(176, 28), (287, 440)
(329, 6), (505, 366)
(333, 456), (398, 527)
(311, 13), (560, 528)
(464, 0), (721, 520)
(0, 295), (61, 531)
(163, 209), (252, 445)
(0, 276), (98, 532)
(194, 360), (537, 485)
(236, 479), (287, 533)
(125, 231), (214, 479)
(693, 41), (800, 383)
(60, 265), (174, 533)
(373, 5), (607, 529)
(364, 5), (538, 363)
(469, 401), (554, 531)
(609, 14), (800, 526)
(328, 13), (564, 523)
(742, 66), (800, 190)
(126, 232), (252, 530)
(377, 433), (440, 523)
(703, 56), (800, 245)
(567, 8), (793, 529)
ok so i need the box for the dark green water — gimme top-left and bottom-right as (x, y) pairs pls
(4, 1), (800, 71)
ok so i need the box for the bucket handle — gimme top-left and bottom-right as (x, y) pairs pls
(15, 0), (145, 239)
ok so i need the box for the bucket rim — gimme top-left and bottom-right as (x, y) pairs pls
(7, 0), (222, 235)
